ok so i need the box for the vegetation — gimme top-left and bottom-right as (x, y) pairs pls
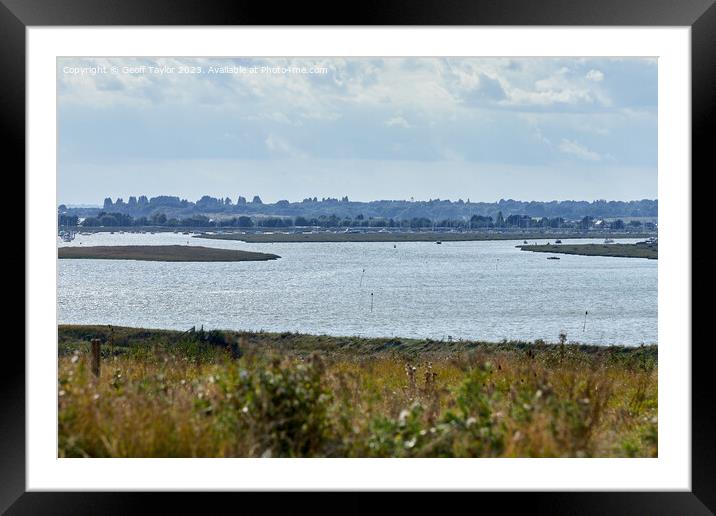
(66, 209), (656, 234)
(58, 245), (280, 262)
(61, 196), (658, 224)
(58, 325), (657, 458)
(518, 242), (657, 260)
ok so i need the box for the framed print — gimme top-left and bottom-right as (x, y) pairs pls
(5, 0), (712, 513)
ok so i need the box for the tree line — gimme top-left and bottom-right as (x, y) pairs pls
(58, 195), (658, 222)
(61, 211), (655, 231)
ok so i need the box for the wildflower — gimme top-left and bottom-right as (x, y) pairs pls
(465, 417), (477, 427)
(58, 390), (65, 397)
(404, 438), (417, 449)
(71, 355), (79, 364)
(92, 393), (100, 401)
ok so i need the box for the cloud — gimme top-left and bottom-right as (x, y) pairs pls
(558, 139), (601, 161)
(384, 116), (411, 128)
(57, 57), (653, 116)
(57, 57), (656, 179)
(586, 69), (604, 82)
(244, 112), (301, 126)
(460, 73), (507, 105)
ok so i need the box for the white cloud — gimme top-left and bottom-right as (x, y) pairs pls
(244, 112), (301, 126)
(558, 139), (601, 161)
(58, 57), (656, 178)
(384, 116), (411, 128)
(507, 87), (595, 107)
(586, 69), (604, 82)
(58, 57), (639, 117)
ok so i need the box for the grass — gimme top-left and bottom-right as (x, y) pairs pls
(58, 325), (657, 458)
(518, 242), (657, 260)
(196, 231), (653, 243)
(58, 245), (280, 262)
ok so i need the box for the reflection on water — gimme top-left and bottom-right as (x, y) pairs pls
(58, 233), (657, 346)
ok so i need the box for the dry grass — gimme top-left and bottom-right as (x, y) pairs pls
(58, 326), (657, 458)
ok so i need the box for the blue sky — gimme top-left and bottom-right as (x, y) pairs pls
(57, 57), (657, 205)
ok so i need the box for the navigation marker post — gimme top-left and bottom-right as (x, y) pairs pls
(583, 310), (588, 332)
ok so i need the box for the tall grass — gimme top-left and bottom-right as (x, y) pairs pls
(58, 326), (657, 458)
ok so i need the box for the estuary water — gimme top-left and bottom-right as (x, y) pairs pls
(58, 233), (657, 346)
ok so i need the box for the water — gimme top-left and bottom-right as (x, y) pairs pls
(58, 232), (657, 346)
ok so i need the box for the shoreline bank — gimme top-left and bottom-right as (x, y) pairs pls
(58, 324), (658, 358)
(58, 245), (280, 262)
(195, 231), (653, 244)
(518, 242), (657, 259)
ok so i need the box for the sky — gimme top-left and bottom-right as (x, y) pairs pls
(57, 57), (657, 205)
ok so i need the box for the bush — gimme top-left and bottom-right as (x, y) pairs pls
(234, 354), (333, 457)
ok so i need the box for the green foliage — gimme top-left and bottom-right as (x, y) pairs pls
(233, 355), (332, 457)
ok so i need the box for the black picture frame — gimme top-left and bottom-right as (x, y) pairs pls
(5, 0), (710, 513)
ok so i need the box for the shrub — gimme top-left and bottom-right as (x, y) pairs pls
(234, 354), (333, 457)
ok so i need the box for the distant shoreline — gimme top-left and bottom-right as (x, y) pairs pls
(195, 231), (654, 243)
(58, 245), (280, 262)
(518, 242), (657, 259)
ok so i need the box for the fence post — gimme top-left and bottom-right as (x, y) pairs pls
(91, 338), (101, 378)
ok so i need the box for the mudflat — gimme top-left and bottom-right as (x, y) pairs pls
(58, 245), (280, 262)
